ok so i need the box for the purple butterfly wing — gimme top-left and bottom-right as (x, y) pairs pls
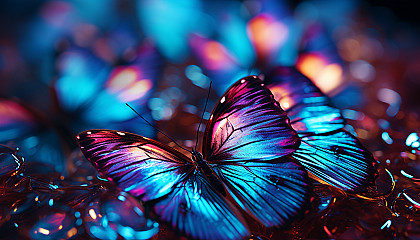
(76, 130), (250, 240)
(265, 66), (345, 136)
(291, 130), (377, 193)
(76, 129), (193, 201)
(202, 76), (310, 227)
(202, 76), (300, 162)
(266, 66), (376, 192)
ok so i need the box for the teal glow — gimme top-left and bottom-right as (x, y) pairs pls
(382, 132), (393, 144)
(137, 0), (210, 62)
(406, 133), (419, 147)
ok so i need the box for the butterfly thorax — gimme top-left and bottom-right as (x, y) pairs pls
(191, 150), (227, 196)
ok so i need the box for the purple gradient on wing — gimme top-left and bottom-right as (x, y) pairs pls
(76, 130), (192, 201)
(266, 66), (345, 136)
(202, 76), (300, 162)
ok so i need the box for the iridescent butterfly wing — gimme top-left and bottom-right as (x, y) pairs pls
(265, 66), (376, 193)
(266, 66), (345, 136)
(76, 130), (249, 240)
(202, 76), (311, 227)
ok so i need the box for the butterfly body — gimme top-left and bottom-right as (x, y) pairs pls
(191, 149), (227, 197)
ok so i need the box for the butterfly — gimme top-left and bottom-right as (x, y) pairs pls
(76, 76), (311, 240)
(53, 41), (158, 138)
(190, 30), (377, 193)
(0, 99), (66, 171)
(265, 66), (377, 193)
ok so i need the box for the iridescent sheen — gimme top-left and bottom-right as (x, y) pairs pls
(265, 66), (377, 193)
(203, 76), (300, 162)
(290, 130), (376, 193)
(77, 130), (194, 202)
(77, 76), (310, 240)
(214, 161), (310, 227)
(266, 66), (345, 136)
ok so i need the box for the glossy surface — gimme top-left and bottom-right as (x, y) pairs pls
(27, 205), (78, 240)
(84, 191), (159, 240)
(0, 145), (24, 178)
(77, 130), (249, 240)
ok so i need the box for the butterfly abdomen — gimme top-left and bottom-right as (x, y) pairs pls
(191, 150), (227, 197)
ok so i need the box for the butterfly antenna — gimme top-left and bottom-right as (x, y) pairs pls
(126, 103), (192, 153)
(195, 81), (212, 151)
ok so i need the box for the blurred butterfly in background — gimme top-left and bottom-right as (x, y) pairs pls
(136, 0), (213, 63)
(76, 76), (312, 240)
(188, 0), (348, 95)
(0, 39), (160, 172)
(52, 40), (159, 138)
(0, 99), (66, 171)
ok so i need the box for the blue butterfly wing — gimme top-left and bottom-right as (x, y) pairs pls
(152, 171), (249, 240)
(213, 161), (310, 227)
(76, 129), (250, 240)
(202, 76), (310, 227)
(291, 130), (377, 193)
(202, 76), (300, 162)
(266, 66), (377, 192)
(266, 66), (345, 136)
